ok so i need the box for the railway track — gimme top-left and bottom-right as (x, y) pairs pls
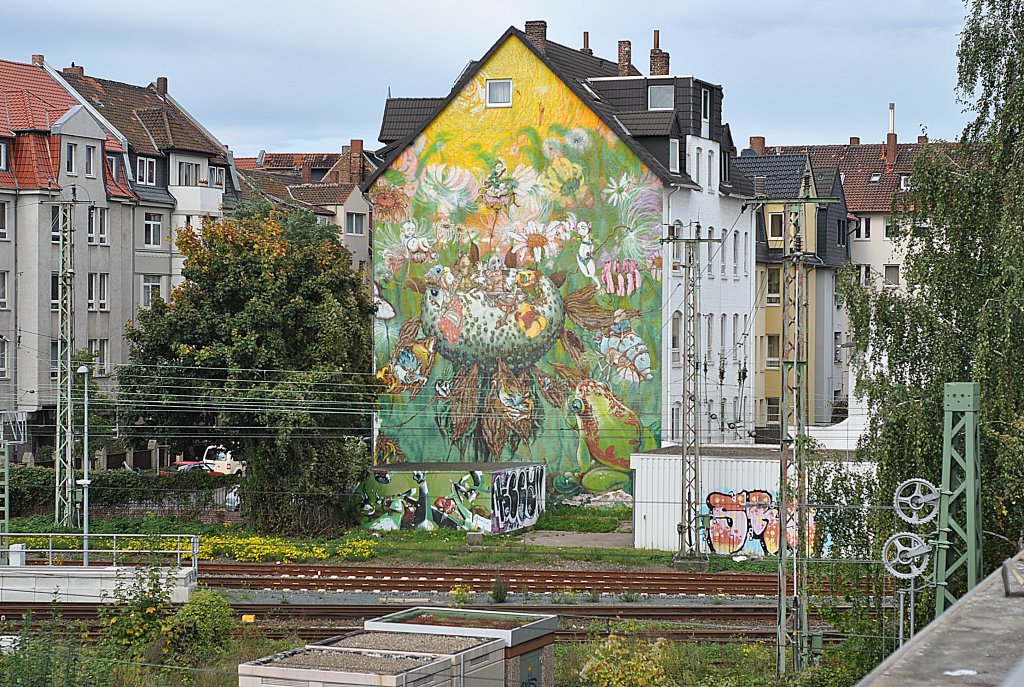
(198, 563), (786, 595)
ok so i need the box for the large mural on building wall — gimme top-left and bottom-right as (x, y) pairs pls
(369, 36), (663, 496)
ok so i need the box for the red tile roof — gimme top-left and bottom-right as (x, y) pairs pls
(102, 146), (137, 200)
(235, 156), (257, 170)
(288, 182), (355, 206)
(0, 58), (78, 135)
(235, 153), (342, 172)
(7, 132), (60, 189)
(762, 142), (927, 213)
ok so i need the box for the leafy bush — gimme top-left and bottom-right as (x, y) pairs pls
(97, 568), (173, 658)
(579, 634), (673, 687)
(491, 575), (509, 603)
(167, 591), (237, 665)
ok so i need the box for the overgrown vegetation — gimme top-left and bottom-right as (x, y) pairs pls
(535, 504), (632, 533)
(118, 202), (376, 535)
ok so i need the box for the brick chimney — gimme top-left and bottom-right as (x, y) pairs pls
(849, 136), (860, 145)
(650, 30), (670, 76)
(886, 102), (897, 168)
(580, 31), (593, 56)
(618, 40), (632, 77)
(63, 63), (84, 77)
(156, 76), (168, 96)
(749, 136), (765, 156)
(525, 20), (547, 54)
(31, 54), (44, 66)
(349, 139), (364, 184)
(918, 134), (928, 144)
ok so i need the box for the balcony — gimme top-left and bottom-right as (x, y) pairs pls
(167, 183), (224, 214)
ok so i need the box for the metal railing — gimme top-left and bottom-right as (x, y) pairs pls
(3, 533), (199, 573)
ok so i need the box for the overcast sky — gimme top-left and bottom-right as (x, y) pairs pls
(8, 0), (969, 157)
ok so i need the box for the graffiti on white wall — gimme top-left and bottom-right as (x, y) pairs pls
(705, 490), (816, 555)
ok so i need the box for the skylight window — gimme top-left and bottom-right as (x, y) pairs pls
(869, 172), (882, 183)
(648, 85), (674, 110)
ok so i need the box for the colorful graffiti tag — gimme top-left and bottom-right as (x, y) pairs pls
(359, 465), (545, 533)
(370, 35), (663, 496)
(705, 490), (816, 556)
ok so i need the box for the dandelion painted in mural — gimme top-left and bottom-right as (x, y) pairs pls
(371, 117), (664, 495)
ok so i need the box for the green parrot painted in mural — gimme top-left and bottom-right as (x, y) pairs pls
(560, 379), (657, 494)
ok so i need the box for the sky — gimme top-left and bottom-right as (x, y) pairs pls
(7, 0), (970, 157)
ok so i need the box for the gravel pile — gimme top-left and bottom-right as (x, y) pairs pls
(268, 649), (433, 674)
(327, 631), (485, 653)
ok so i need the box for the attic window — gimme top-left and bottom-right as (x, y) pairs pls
(869, 172), (882, 183)
(648, 85), (674, 110)
(899, 174), (911, 191)
(486, 79), (512, 108)
(0, 142), (7, 171)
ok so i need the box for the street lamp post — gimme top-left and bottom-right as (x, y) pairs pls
(76, 364), (91, 567)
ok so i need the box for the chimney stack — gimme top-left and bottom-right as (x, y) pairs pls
(918, 134), (928, 144)
(754, 175), (767, 198)
(650, 30), (670, 76)
(617, 40), (632, 77)
(886, 102), (897, 168)
(525, 20), (547, 54)
(350, 139), (365, 184)
(63, 63), (84, 77)
(580, 31), (593, 56)
(849, 136), (860, 145)
(156, 76), (168, 96)
(31, 54), (44, 66)
(749, 136), (766, 156)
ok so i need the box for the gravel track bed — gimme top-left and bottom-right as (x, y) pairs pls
(268, 649), (434, 673)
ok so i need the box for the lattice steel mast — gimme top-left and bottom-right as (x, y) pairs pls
(53, 191), (79, 527)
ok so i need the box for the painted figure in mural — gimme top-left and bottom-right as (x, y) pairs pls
(370, 37), (666, 493)
(360, 470), (495, 533)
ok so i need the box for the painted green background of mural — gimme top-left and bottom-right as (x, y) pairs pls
(370, 35), (663, 496)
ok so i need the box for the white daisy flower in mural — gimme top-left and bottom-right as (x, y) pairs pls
(602, 172), (638, 206)
(509, 164), (540, 196)
(565, 127), (591, 152)
(506, 220), (567, 264)
(422, 164), (480, 217)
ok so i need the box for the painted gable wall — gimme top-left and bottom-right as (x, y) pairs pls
(369, 36), (664, 496)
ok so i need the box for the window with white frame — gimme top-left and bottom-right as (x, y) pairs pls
(838, 218), (848, 247)
(720, 229), (727, 274)
(695, 147), (702, 184)
(884, 264), (900, 289)
(743, 231), (749, 274)
(107, 154), (118, 180)
(899, 174), (912, 191)
(767, 267), (781, 305)
(50, 340), (58, 378)
(0, 141), (7, 171)
(0, 337), (8, 378)
(883, 217), (892, 240)
(706, 226), (715, 276)
(648, 84), (674, 110)
(66, 142), (78, 175)
(721, 150), (731, 183)
(89, 338), (109, 376)
(707, 151), (714, 192)
(87, 207), (108, 244)
(0, 200), (7, 240)
(732, 314), (739, 361)
(485, 79), (512, 108)
(768, 212), (784, 240)
(834, 331), (843, 364)
(178, 161), (200, 186)
(671, 311), (681, 361)
(0, 271), (7, 309)
(706, 313), (713, 352)
(85, 145), (96, 177)
(51, 206), (65, 243)
(719, 315), (726, 355)
(144, 213), (162, 247)
(671, 403), (681, 441)
(854, 217), (871, 240)
(701, 88), (711, 121)
(669, 138), (680, 173)
(766, 397), (781, 425)
(87, 272), (109, 311)
(141, 274), (162, 307)
(857, 264), (871, 286)
(136, 157), (157, 186)
(765, 333), (778, 368)
(732, 232), (739, 276)
(345, 213), (365, 236)
(209, 166), (225, 188)
(51, 272), (59, 311)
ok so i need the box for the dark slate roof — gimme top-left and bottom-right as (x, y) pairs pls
(732, 154), (810, 198)
(365, 27), (697, 191)
(616, 111), (676, 137)
(61, 72), (227, 162)
(378, 98), (445, 145)
(544, 40), (640, 80)
(132, 183), (176, 207)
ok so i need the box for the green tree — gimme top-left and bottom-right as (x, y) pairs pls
(118, 202), (376, 532)
(844, 0), (1024, 581)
